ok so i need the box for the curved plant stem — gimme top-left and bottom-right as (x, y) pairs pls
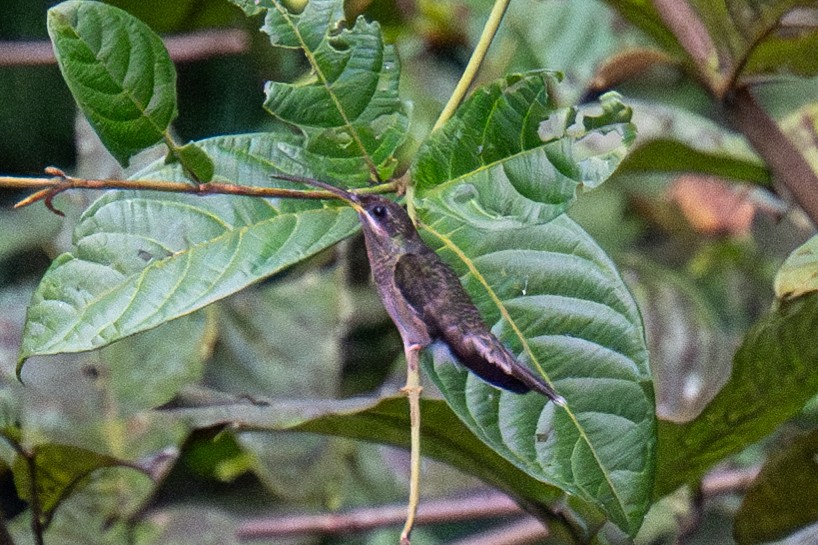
(399, 344), (424, 545)
(431, 0), (511, 132)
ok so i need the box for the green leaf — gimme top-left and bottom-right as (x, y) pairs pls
(655, 292), (818, 497)
(774, 234), (818, 300)
(259, 0), (409, 179)
(692, 0), (818, 81)
(47, 1), (177, 165)
(170, 142), (215, 184)
(619, 101), (769, 184)
(100, 311), (211, 415)
(12, 443), (128, 526)
(744, 24), (818, 79)
(167, 395), (608, 542)
(413, 72), (636, 225)
(9, 466), (159, 545)
(18, 133), (361, 367)
(405, 71), (650, 534)
(415, 204), (654, 536)
(734, 429), (818, 544)
(209, 269), (345, 399)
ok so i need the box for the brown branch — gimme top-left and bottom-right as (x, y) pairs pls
(236, 490), (532, 540)
(1, 168), (397, 215)
(729, 87), (818, 226)
(653, 0), (726, 96)
(448, 518), (548, 545)
(0, 28), (249, 68)
(235, 465), (761, 542)
(700, 466), (760, 496)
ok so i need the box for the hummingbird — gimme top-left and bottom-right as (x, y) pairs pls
(276, 174), (564, 404)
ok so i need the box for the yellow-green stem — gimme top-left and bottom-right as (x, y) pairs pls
(431, 0), (511, 132)
(399, 346), (423, 545)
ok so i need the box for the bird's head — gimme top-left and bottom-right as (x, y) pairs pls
(275, 174), (421, 247)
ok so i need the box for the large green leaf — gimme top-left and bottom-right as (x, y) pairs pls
(407, 71), (652, 535)
(167, 394), (608, 542)
(413, 72), (636, 223)
(256, 0), (408, 179)
(18, 133), (361, 367)
(47, 0), (212, 181)
(417, 206), (654, 536)
(47, 0), (175, 164)
(734, 429), (818, 544)
(655, 292), (818, 497)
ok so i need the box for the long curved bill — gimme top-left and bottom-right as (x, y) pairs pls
(270, 173), (364, 212)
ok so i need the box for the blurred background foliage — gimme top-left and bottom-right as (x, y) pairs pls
(1, 0), (817, 544)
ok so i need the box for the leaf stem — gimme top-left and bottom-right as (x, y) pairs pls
(431, 0), (511, 132)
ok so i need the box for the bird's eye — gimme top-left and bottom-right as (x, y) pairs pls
(372, 205), (387, 218)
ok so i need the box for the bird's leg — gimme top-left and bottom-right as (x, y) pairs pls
(399, 342), (424, 545)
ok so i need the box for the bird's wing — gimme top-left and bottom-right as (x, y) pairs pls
(395, 251), (563, 402)
(393, 251), (450, 326)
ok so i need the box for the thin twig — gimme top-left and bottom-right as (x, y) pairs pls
(1, 169), (398, 215)
(431, 0), (511, 131)
(235, 490), (527, 540)
(448, 518), (548, 545)
(0, 28), (249, 67)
